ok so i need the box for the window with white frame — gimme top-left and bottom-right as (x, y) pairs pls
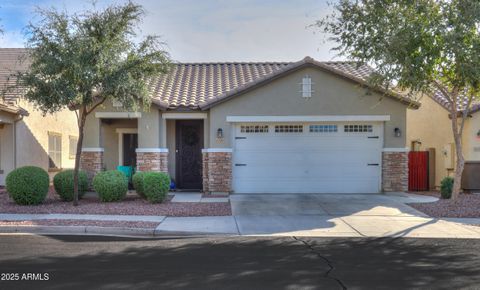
(48, 133), (62, 169)
(275, 125), (303, 133)
(301, 75), (313, 98)
(240, 125), (269, 133)
(344, 124), (373, 133)
(309, 125), (338, 133)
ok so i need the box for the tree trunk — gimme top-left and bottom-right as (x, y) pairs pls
(450, 111), (464, 200)
(73, 109), (88, 206)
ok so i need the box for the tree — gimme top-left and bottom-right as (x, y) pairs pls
(317, 0), (480, 199)
(19, 2), (171, 205)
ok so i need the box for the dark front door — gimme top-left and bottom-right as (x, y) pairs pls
(176, 120), (203, 190)
(123, 133), (138, 167)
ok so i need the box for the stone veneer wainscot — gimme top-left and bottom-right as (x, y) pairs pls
(136, 148), (168, 172)
(382, 149), (409, 192)
(202, 149), (232, 195)
(80, 148), (104, 185)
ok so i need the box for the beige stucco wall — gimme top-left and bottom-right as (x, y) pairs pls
(463, 112), (480, 161)
(406, 96), (455, 187)
(14, 100), (79, 180)
(208, 66), (409, 148)
(0, 123), (14, 185)
(83, 100), (162, 149)
(166, 119), (176, 179)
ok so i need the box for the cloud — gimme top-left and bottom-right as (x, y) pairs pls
(0, 0), (342, 61)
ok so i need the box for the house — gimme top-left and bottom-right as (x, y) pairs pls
(81, 56), (420, 195)
(0, 48), (79, 185)
(407, 91), (480, 190)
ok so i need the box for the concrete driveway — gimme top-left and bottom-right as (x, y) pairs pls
(227, 193), (480, 238)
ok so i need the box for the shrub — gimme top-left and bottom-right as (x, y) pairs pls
(440, 177), (454, 199)
(93, 170), (128, 202)
(132, 171), (146, 198)
(53, 170), (89, 201)
(6, 166), (49, 205)
(143, 172), (170, 203)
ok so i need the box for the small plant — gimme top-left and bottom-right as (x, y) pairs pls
(6, 166), (49, 205)
(132, 171), (146, 198)
(53, 170), (89, 201)
(143, 172), (170, 203)
(440, 177), (454, 199)
(93, 170), (128, 202)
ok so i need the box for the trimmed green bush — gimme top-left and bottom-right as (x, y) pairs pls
(53, 170), (88, 201)
(143, 172), (170, 203)
(6, 166), (49, 205)
(132, 171), (146, 198)
(93, 170), (128, 202)
(440, 177), (454, 199)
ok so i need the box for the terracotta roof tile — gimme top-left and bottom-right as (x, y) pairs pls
(0, 48), (417, 111)
(431, 88), (480, 114)
(0, 48), (29, 115)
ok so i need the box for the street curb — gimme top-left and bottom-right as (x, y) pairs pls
(0, 225), (238, 238)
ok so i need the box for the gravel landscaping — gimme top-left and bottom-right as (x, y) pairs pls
(0, 188), (231, 217)
(0, 219), (159, 228)
(408, 192), (480, 218)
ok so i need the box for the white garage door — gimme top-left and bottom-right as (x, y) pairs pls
(232, 122), (383, 193)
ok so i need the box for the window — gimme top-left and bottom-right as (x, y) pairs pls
(48, 133), (62, 169)
(309, 125), (338, 133)
(301, 75), (313, 98)
(275, 125), (303, 133)
(240, 125), (269, 133)
(344, 125), (373, 133)
(69, 136), (78, 159)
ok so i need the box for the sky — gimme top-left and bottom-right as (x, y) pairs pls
(0, 0), (341, 62)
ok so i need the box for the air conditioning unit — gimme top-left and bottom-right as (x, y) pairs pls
(443, 143), (455, 170)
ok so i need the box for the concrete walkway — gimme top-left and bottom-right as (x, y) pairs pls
(2, 193), (480, 238)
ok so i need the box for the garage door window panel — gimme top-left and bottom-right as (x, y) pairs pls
(274, 125), (303, 133)
(309, 125), (338, 133)
(344, 124), (373, 133)
(240, 125), (269, 133)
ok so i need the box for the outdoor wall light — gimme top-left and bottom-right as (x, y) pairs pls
(217, 128), (224, 139)
(477, 129), (480, 139)
(394, 127), (401, 137)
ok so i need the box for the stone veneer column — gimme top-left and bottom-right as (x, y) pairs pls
(202, 148), (232, 195)
(80, 148), (104, 185)
(136, 148), (168, 172)
(382, 149), (409, 192)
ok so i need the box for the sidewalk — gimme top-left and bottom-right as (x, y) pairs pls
(1, 212), (480, 238)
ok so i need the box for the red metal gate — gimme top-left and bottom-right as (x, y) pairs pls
(408, 151), (429, 191)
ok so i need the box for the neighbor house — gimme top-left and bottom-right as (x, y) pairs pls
(407, 91), (480, 190)
(0, 48), (79, 185)
(80, 56), (420, 195)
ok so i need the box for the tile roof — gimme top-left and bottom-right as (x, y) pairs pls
(0, 49), (418, 112)
(431, 88), (480, 114)
(0, 48), (29, 116)
(149, 57), (417, 109)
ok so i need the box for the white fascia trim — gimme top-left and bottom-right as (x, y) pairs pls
(135, 148), (169, 153)
(81, 147), (104, 152)
(202, 148), (233, 153)
(162, 113), (208, 119)
(95, 112), (142, 119)
(226, 115), (391, 123)
(383, 147), (410, 152)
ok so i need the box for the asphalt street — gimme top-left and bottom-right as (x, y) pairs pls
(0, 235), (479, 289)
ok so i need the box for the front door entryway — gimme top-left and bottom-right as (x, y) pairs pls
(176, 120), (203, 190)
(123, 133), (138, 167)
